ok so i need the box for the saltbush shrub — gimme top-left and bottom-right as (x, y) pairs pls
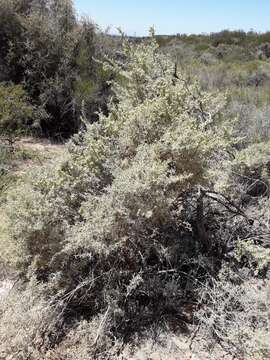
(1, 32), (234, 346)
(1, 33), (269, 358)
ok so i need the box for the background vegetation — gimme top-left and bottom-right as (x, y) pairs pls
(0, 0), (114, 139)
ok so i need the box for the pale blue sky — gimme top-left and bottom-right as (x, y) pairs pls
(74, 0), (270, 36)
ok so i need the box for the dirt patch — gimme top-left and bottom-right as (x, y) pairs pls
(12, 137), (66, 174)
(17, 137), (65, 154)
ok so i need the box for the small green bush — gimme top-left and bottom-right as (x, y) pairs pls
(0, 82), (40, 140)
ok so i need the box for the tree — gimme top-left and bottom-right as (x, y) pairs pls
(0, 0), (103, 138)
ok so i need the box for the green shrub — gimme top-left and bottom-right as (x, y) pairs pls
(194, 43), (210, 52)
(0, 83), (40, 141)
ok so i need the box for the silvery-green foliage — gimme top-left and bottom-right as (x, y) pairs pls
(0, 37), (237, 351)
(2, 31), (270, 360)
(4, 34), (234, 269)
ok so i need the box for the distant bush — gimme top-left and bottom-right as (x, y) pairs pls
(0, 83), (41, 142)
(257, 43), (270, 59)
(227, 101), (270, 145)
(194, 43), (210, 52)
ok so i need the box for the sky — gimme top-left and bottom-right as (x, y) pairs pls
(74, 0), (270, 36)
